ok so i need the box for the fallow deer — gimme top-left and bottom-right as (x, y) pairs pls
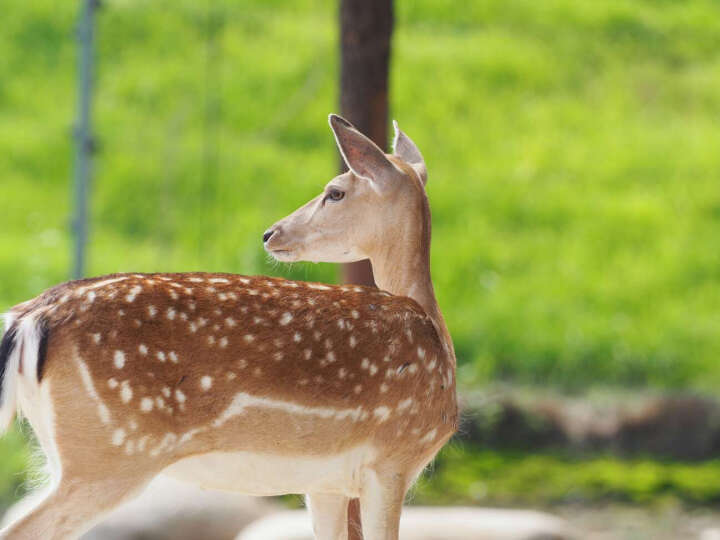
(0, 114), (457, 540)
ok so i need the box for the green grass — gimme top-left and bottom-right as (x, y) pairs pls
(2, 1), (720, 388)
(415, 445), (720, 506)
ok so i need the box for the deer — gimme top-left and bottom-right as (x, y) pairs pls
(0, 114), (457, 540)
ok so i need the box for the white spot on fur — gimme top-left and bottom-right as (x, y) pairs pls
(156, 351), (166, 362)
(417, 347), (426, 359)
(398, 397), (413, 410)
(167, 308), (176, 320)
(138, 344), (148, 355)
(380, 383), (389, 393)
(351, 310), (360, 319)
(420, 428), (438, 444)
(169, 351), (178, 363)
(147, 305), (157, 318)
(140, 397), (153, 412)
(201, 376), (213, 391)
(307, 283), (330, 290)
(349, 335), (357, 348)
(162, 387), (171, 398)
(120, 381), (133, 404)
(244, 334), (255, 343)
(114, 350), (126, 369)
(361, 358), (370, 370)
(125, 285), (142, 303)
(225, 317), (236, 327)
(112, 429), (126, 446)
(108, 378), (118, 389)
(175, 389), (186, 403)
(219, 337), (228, 348)
(279, 312), (293, 326)
(373, 406), (391, 422)
(92, 333), (101, 344)
(209, 278), (229, 283)
(369, 364), (378, 376)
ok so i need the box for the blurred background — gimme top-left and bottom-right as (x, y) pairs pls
(2, 0), (720, 538)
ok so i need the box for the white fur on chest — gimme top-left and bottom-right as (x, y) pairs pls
(163, 445), (376, 497)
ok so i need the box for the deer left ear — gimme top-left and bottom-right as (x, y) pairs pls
(329, 114), (397, 192)
(392, 120), (428, 186)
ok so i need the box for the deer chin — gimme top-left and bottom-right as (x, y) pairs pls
(267, 248), (300, 262)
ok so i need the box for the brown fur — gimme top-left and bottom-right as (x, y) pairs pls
(13, 273), (456, 465)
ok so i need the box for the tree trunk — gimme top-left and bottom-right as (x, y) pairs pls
(339, 2), (393, 536)
(339, 0), (394, 290)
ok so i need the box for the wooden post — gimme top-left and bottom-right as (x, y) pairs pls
(339, 0), (394, 290)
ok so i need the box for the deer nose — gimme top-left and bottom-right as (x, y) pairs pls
(263, 229), (275, 243)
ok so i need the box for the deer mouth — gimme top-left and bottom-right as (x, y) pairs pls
(267, 248), (297, 262)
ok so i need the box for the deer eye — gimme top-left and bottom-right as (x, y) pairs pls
(325, 189), (345, 202)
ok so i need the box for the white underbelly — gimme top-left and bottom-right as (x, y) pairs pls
(163, 445), (375, 497)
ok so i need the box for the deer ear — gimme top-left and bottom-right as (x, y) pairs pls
(329, 114), (397, 190)
(392, 120), (427, 186)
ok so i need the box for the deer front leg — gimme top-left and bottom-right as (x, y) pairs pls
(306, 493), (350, 540)
(358, 468), (405, 540)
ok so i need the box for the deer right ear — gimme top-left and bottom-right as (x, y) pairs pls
(329, 114), (397, 191)
(392, 120), (428, 186)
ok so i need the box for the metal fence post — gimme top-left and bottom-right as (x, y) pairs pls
(72, 0), (99, 279)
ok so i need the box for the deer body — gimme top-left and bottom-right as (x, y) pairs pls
(0, 116), (457, 540)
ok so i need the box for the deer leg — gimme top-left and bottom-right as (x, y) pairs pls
(306, 492), (350, 540)
(0, 475), (149, 540)
(358, 469), (405, 540)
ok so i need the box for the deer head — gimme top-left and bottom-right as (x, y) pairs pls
(263, 115), (429, 268)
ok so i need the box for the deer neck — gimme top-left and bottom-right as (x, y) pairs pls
(366, 195), (455, 361)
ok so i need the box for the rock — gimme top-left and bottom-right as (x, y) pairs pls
(82, 475), (278, 540)
(238, 506), (578, 540)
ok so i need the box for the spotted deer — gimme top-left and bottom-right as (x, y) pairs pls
(0, 115), (457, 540)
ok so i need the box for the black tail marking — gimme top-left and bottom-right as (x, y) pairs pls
(37, 319), (50, 383)
(0, 323), (18, 405)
